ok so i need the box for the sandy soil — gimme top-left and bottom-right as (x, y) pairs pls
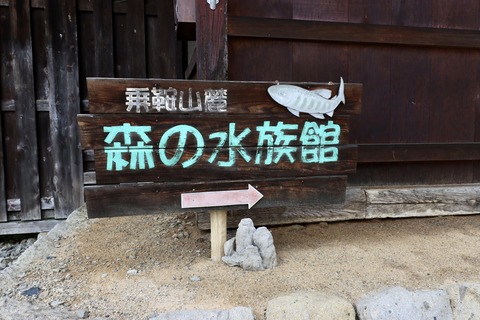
(7, 208), (480, 319)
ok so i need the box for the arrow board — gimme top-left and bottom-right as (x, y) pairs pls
(181, 184), (263, 209)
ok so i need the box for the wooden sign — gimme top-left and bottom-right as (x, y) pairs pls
(78, 78), (362, 218)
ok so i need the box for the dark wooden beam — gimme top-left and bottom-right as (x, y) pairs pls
(228, 16), (480, 49)
(10, 0), (41, 221)
(0, 219), (59, 235)
(195, 0), (227, 80)
(85, 176), (347, 218)
(92, 0), (114, 77)
(125, 0), (146, 77)
(85, 78), (362, 115)
(47, 0), (84, 218)
(0, 4), (9, 221)
(358, 143), (480, 163)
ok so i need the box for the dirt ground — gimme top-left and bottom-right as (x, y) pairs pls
(10, 208), (480, 319)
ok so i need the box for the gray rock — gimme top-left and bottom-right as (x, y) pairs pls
(242, 245), (264, 271)
(150, 306), (254, 320)
(76, 309), (90, 319)
(356, 286), (453, 320)
(235, 218), (255, 253)
(221, 253), (243, 267)
(446, 283), (480, 320)
(223, 237), (235, 257)
(253, 227), (277, 269)
(50, 300), (65, 308)
(222, 218), (277, 271)
(0, 259), (7, 270)
(21, 286), (42, 297)
(266, 291), (355, 320)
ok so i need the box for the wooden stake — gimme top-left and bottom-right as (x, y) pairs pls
(210, 209), (227, 262)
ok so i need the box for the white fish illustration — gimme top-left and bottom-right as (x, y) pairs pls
(267, 77), (345, 119)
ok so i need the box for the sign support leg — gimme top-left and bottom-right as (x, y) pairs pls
(210, 209), (227, 262)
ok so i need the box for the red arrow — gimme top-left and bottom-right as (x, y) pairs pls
(181, 184), (263, 209)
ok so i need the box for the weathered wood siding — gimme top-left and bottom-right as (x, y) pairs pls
(0, 0), (182, 234)
(226, 0), (480, 186)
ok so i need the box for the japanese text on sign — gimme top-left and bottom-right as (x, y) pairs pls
(125, 87), (228, 113)
(103, 121), (341, 171)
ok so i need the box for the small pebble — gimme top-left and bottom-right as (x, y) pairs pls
(21, 287), (42, 297)
(50, 300), (65, 308)
(76, 309), (90, 319)
(126, 269), (139, 276)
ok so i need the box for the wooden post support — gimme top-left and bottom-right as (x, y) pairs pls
(210, 209), (227, 262)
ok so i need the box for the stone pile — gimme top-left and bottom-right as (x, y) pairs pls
(0, 237), (36, 271)
(263, 285), (480, 320)
(222, 218), (277, 271)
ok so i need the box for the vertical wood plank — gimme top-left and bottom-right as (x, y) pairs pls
(77, 9), (94, 111)
(195, 0), (227, 80)
(47, 0), (84, 218)
(210, 209), (227, 262)
(228, 39), (292, 82)
(31, 6), (54, 216)
(292, 0), (348, 83)
(0, 5), (8, 221)
(10, 0), (41, 220)
(428, 1), (477, 143)
(389, 0), (432, 143)
(348, 0), (405, 144)
(93, 0), (114, 76)
(147, 0), (181, 78)
(126, 0), (146, 77)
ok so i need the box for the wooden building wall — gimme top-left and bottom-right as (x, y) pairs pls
(222, 0), (480, 186)
(190, 0), (480, 228)
(0, 0), (182, 234)
(1, 0), (479, 233)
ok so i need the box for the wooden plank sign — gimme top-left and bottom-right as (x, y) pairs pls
(78, 78), (362, 218)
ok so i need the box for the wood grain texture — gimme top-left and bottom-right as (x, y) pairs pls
(91, 146), (356, 184)
(228, 16), (480, 49)
(31, 8), (55, 223)
(47, 0), (84, 218)
(210, 209), (227, 262)
(86, 78), (362, 115)
(93, 0), (114, 77)
(196, 186), (366, 230)
(0, 219), (59, 235)
(10, 0), (41, 220)
(77, 113), (352, 148)
(358, 143), (480, 163)
(0, 5), (9, 221)
(125, 0), (145, 77)
(366, 184), (480, 204)
(197, 183), (480, 230)
(195, 0), (227, 80)
(84, 176), (347, 218)
(148, 0), (181, 78)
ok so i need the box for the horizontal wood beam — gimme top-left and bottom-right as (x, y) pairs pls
(86, 77), (362, 115)
(228, 16), (480, 49)
(0, 219), (59, 235)
(85, 176), (347, 218)
(197, 184), (480, 230)
(358, 143), (480, 163)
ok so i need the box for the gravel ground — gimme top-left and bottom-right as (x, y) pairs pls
(2, 205), (480, 319)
